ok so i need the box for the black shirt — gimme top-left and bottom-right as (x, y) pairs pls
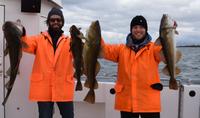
(48, 28), (64, 52)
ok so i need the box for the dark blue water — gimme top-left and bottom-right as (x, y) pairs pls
(97, 47), (200, 82)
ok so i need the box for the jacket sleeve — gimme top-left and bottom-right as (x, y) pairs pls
(153, 43), (163, 62)
(101, 39), (121, 62)
(21, 35), (39, 54)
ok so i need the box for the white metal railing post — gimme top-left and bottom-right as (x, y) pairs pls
(0, 4), (5, 118)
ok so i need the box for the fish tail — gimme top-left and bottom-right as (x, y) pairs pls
(5, 80), (11, 90)
(169, 78), (178, 90)
(75, 80), (83, 91)
(84, 79), (90, 88)
(2, 88), (12, 106)
(94, 79), (98, 89)
(84, 89), (95, 104)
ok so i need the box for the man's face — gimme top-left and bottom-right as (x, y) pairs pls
(48, 15), (63, 31)
(131, 25), (146, 40)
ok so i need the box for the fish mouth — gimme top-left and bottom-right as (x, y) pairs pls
(163, 14), (168, 18)
(161, 14), (177, 30)
(90, 20), (100, 30)
(92, 20), (99, 24)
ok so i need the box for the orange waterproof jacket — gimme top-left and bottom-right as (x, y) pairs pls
(102, 40), (162, 112)
(22, 31), (74, 102)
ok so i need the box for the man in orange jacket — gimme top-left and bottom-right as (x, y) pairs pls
(102, 15), (163, 118)
(21, 8), (74, 118)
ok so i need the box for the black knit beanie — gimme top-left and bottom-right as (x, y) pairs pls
(46, 7), (64, 26)
(130, 15), (148, 32)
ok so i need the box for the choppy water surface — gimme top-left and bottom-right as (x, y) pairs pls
(97, 47), (200, 82)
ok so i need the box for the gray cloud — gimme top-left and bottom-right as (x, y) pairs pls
(62, 0), (200, 45)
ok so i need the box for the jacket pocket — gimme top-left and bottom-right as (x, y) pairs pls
(114, 83), (124, 93)
(30, 73), (43, 82)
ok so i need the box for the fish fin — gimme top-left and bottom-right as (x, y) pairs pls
(94, 79), (98, 89)
(169, 79), (178, 90)
(160, 51), (166, 63)
(84, 79), (90, 88)
(4, 50), (9, 56)
(84, 89), (95, 104)
(82, 64), (87, 76)
(75, 80), (83, 91)
(84, 79), (98, 89)
(6, 67), (11, 76)
(98, 41), (104, 58)
(95, 61), (101, 76)
(5, 79), (15, 90)
(176, 50), (182, 63)
(4, 44), (9, 56)
(162, 66), (169, 76)
(155, 37), (161, 45)
(5, 80), (11, 90)
(98, 51), (103, 58)
(77, 32), (85, 39)
(175, 66), (181, 75)
(162, 65), (181, 76)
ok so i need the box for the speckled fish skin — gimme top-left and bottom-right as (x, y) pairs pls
(159, 14), (180, 90)
(2, 21), (23, 105)
(83, 20), (101, 103)
(69, 25), (84, 91)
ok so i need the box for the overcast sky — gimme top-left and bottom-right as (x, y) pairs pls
(62, 0), (200, 45)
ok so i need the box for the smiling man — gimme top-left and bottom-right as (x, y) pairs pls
(21, 8), (74, 118)
(101, 15), (163, 118)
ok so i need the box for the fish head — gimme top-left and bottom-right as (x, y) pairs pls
(69, 25), (85, 40)
(89, 20), (100, 31)
(69, 25), (80, 35)
(86, 20), (101, 43)
(2, 21), (23, 37)
(2, 21), (13, 32)
(160, 14), (178, 31)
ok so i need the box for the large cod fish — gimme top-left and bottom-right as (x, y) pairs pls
(69, 25), (84, 91)
(2, 21), (23, 105)
(159, 14), (181, 90)
(83, 20), (101, 103)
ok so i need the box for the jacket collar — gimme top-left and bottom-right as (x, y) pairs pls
(41, 31), (69, 66)
(126, 33), (152, 52)
(41, 31), (67, 46)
